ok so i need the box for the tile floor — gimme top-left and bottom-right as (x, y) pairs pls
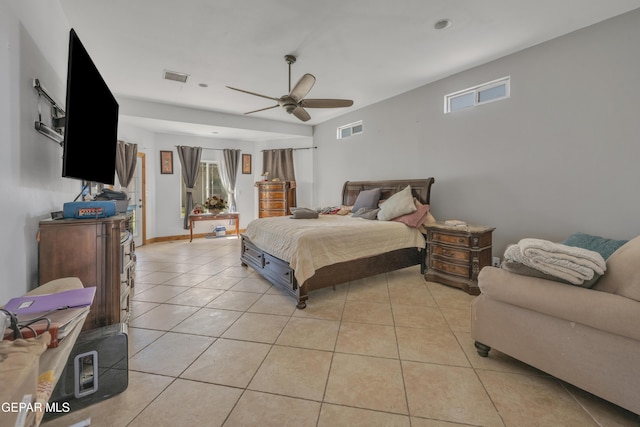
(42, 237), (639, 427)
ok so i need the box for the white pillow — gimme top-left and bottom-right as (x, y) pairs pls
(377, 185), (417, 221)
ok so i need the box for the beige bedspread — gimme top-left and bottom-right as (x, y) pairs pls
(244, 215), (426, 285)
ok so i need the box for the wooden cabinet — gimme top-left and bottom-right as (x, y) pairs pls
(424, 222), (494, 295)
(257, 181), (296, 218)
(37, 214), (135, 331)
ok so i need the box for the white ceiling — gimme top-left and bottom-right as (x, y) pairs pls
(59, 0), (640, 141)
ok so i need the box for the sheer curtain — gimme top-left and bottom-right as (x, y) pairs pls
(115, 140), (137, 189)
(262, 148), (296, 181)
(220, 149), (240, 212)
(177, 146), (202, 229)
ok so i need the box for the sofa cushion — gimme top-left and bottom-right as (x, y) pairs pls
(592, 235), (640, 302)
(478, 267), (640, 342)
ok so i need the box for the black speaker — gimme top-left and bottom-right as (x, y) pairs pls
(44, 323), (128, 420)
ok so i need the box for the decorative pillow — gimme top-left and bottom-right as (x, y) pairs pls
(392, 203), (431, 228)
(415, 199), (436, 225)
(352, 208), (380, 220)
(290, 208), (319, 219)
(592, 235), (640, 302)
(377, 185), (416, 221)
(562, 232), (628, 260)
(351, 188), (382, 213)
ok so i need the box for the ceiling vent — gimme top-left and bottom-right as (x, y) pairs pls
(163, 70), (189, 83)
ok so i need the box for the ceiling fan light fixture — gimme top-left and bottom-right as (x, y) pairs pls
(226, 55), (353, 122)
(434, 19), (452, 30)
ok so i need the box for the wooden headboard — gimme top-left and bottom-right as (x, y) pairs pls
(341, 178), (435, 206)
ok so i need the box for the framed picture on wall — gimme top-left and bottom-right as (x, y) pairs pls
(160, 150), (173, 174)
(242, 154), (252, 174)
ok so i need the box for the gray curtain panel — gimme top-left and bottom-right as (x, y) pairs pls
(262, 148), (296, 181)
(115, 140), (138, 188)
(221, 149), (240, 212)
(177, 146), (202, 229)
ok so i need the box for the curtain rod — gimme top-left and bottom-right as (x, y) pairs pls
(261, 146), (317, 152)
(174, 146), (231, 151)
(173, 146), (317, 152)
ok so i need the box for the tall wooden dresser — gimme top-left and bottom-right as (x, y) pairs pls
(257, 181), (296, 218)
(37, 214), (135, 331)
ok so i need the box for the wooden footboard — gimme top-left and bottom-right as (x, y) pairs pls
(240, 234), (425, 308)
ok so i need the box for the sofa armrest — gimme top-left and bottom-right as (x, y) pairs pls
(477, 267), (640, 341)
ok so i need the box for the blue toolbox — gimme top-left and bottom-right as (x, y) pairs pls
(63, 201), (117, 219)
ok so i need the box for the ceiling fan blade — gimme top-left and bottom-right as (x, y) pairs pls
(292, 106), (311, 122)
(289, 74), (316, 102)
(244, 105), (279, 115)
(226, 86), (279, 101)
(300, 99), (354, 108)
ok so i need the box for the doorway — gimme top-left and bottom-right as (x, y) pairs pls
(131, 152), (146, 247)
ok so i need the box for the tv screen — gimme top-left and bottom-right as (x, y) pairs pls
(62, 28), (119, 185)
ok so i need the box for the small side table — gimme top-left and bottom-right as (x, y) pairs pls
(424, 222), (495, 295)
(189, 212), (240, 242)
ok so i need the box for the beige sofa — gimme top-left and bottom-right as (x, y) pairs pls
(471, 236), (640, 415)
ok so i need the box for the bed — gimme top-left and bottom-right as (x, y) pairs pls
(240, 178), (435, 308)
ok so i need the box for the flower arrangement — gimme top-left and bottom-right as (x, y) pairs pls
(205, 196), (227, 212)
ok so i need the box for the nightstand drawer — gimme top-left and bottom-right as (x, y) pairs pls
(430, 259), (470, 278)
(431, 244), (470, 262)
(431, 231), (469, 247)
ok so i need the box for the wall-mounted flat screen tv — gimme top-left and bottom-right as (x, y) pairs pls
(62, 28), (119, 185)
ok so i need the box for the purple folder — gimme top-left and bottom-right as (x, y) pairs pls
(2, 287), (96, 315)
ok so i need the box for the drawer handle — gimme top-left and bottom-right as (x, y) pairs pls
(265, 261), (270, 265)
(443, 249), (453, 257)
(458, 238), (464, 243)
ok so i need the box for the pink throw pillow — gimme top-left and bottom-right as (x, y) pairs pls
(393, 204), (430, 227)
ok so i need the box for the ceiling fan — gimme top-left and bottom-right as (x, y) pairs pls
(226, 55), (353, 122)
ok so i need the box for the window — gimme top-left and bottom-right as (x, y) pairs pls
(444, 76), (510, 113)
(337, 120), (363, 139)
(180, 161), (228, 216)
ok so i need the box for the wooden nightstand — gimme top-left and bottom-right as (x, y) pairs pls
(424, 222), (495, 295)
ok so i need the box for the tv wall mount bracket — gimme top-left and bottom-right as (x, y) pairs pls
(33, 78), (65, 146)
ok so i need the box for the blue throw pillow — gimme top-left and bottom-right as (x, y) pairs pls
(561, 232), (628, 260)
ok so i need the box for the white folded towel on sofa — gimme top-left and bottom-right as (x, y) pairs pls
(504, 238), (606, 285)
